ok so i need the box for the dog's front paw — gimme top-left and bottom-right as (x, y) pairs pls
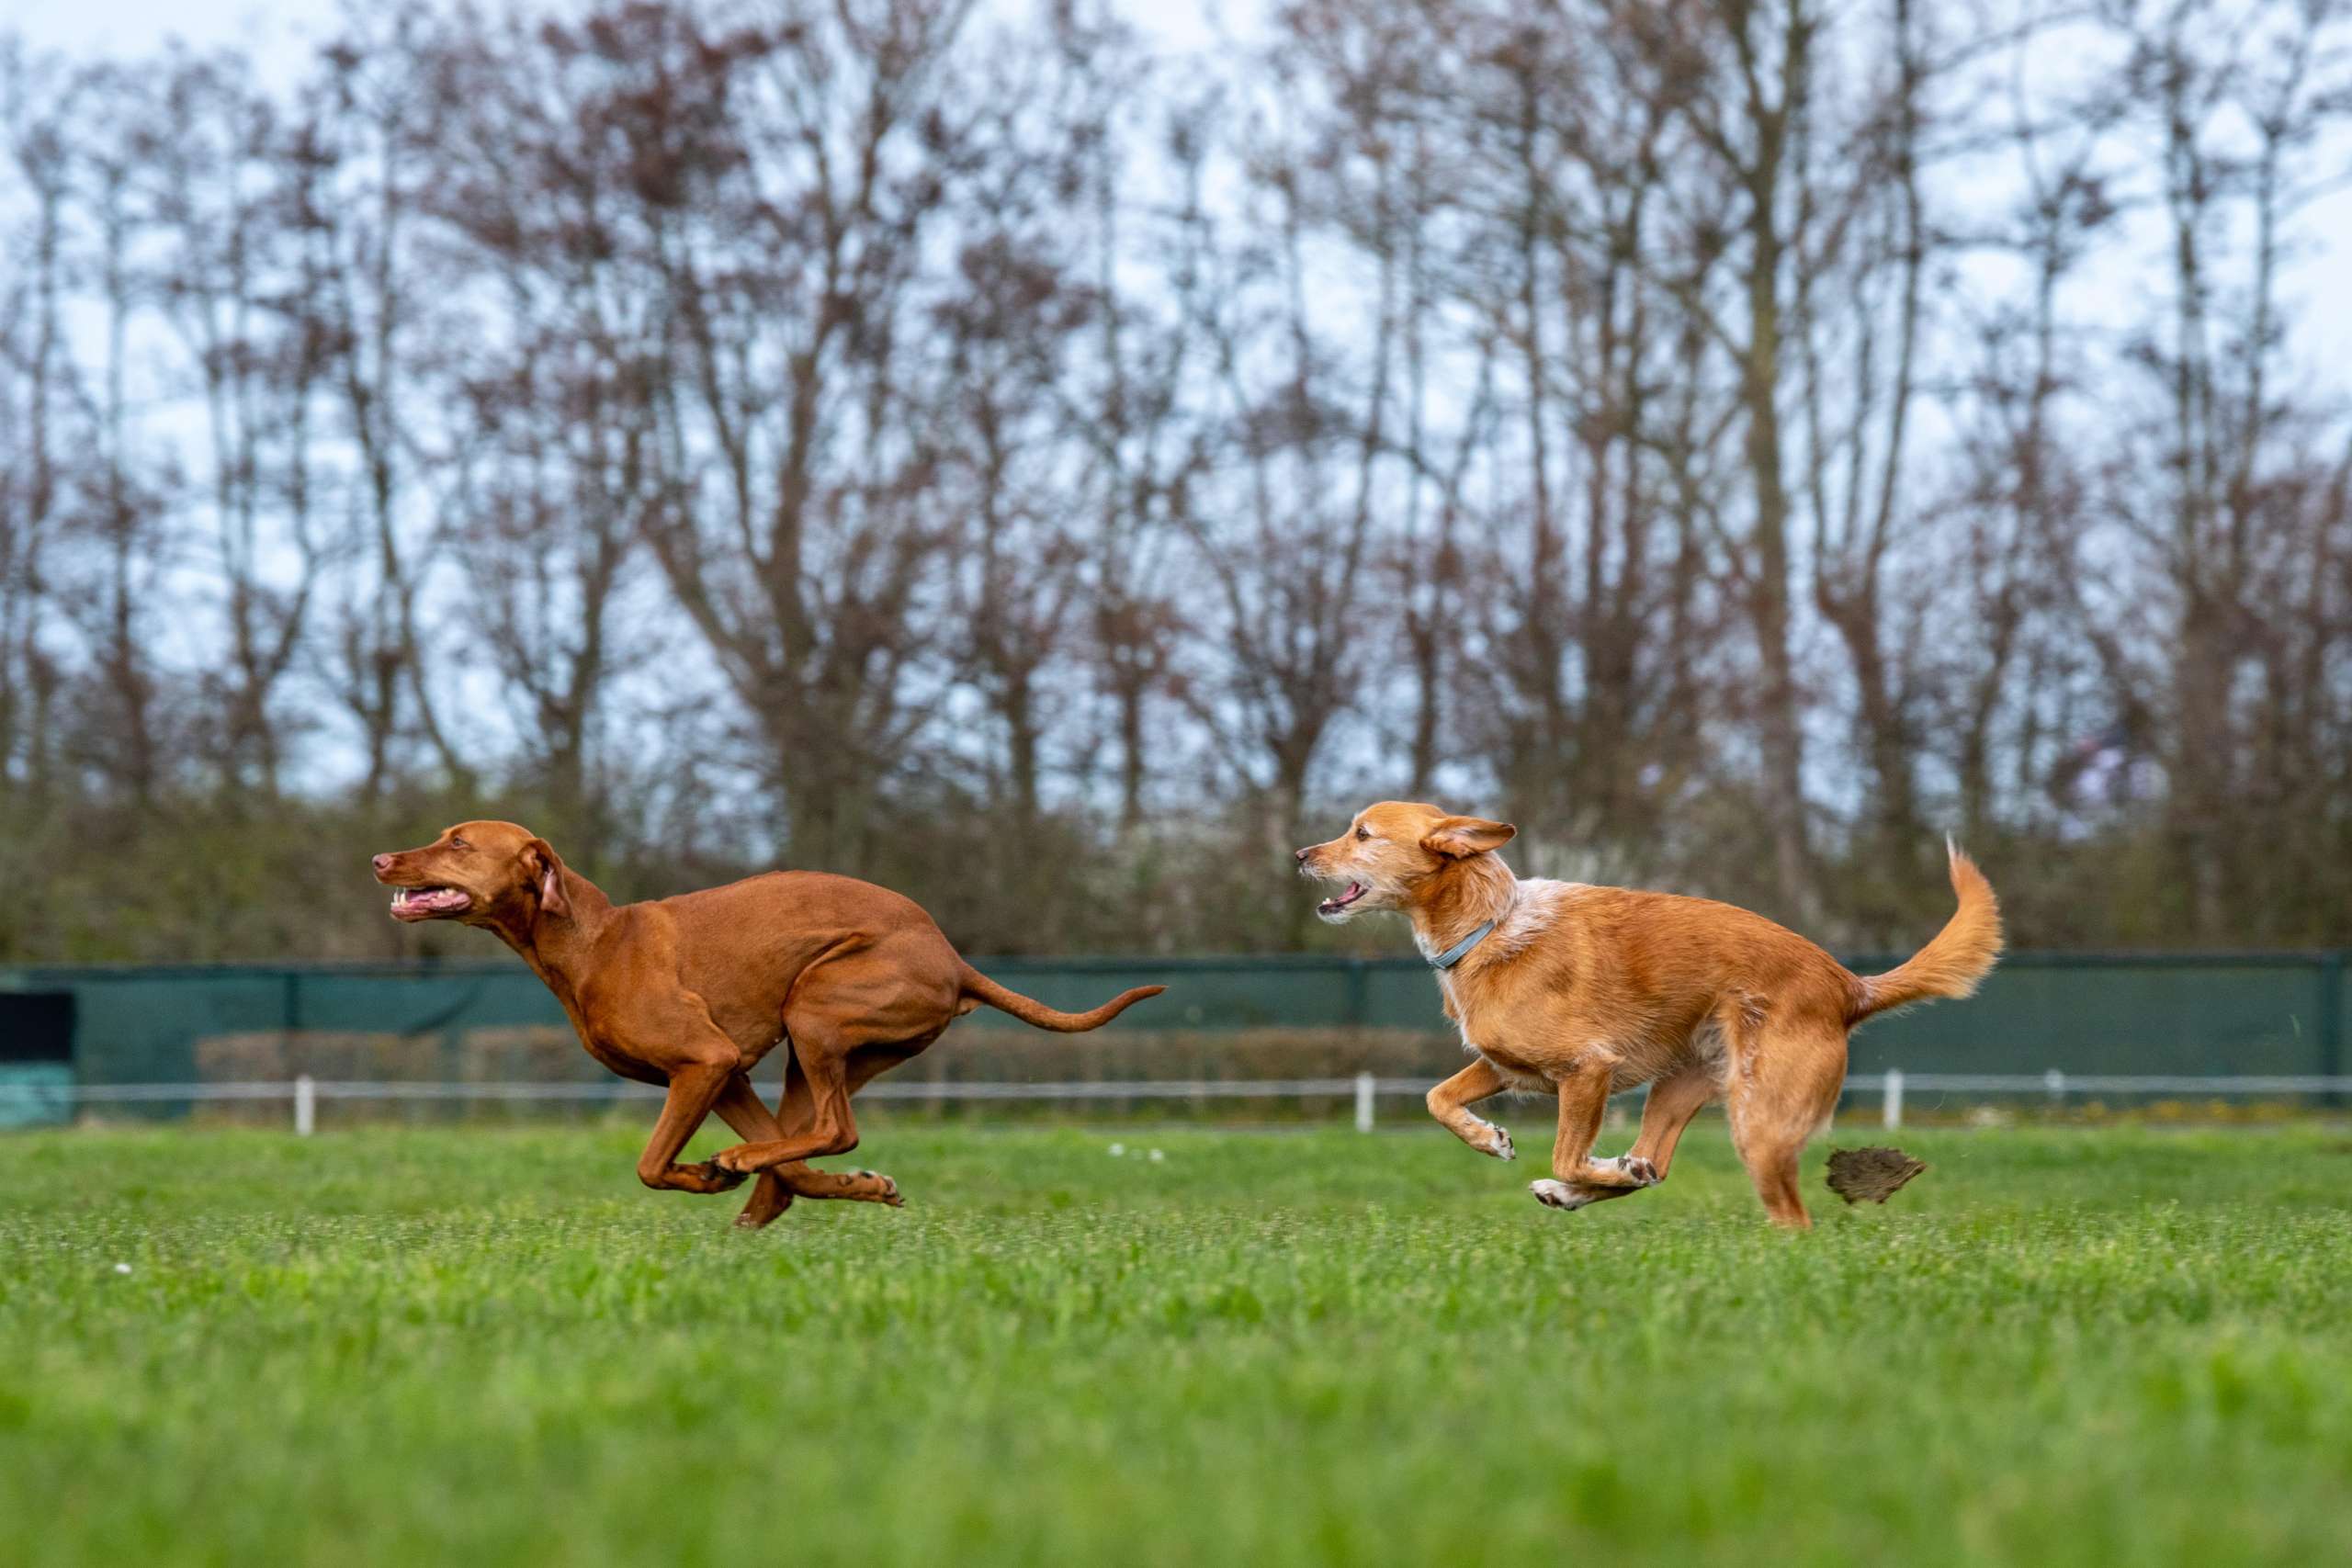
(713, 1144), (770, 1177)
(855, 1169), (905, 1208)
(1530, 1179), (1595, 1212)
(686, 1158), (750, 1192)
(1587, 1154), (1659, 1188)
(1474, 1118), (1516, 1162)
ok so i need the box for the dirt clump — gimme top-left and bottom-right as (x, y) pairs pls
(1826, 1145), (1928, 1205)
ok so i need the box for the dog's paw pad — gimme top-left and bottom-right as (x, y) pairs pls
(688, 1156), (743, 1185)
(1530, 1179), (1592, 1212)
(1587, 1155), (1657, 1188)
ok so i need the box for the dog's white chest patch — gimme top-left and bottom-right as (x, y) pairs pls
(1430, 878), (1575, 1097)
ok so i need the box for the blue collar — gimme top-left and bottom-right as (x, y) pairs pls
(1428, 919), (1497, 971)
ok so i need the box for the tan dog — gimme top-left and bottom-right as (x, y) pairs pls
(1295, 804), (2000, 1226)
(371, 821), (1163, 1227)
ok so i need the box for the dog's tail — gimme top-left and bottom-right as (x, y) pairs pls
(1849, 839), (2003, 1024)
(958, 964), (1166, 1032)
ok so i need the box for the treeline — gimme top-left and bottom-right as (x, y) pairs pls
(3, 0), (2350, 963)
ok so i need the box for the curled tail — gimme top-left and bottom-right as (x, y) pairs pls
(958, 964), (1165, 1032)
(1850, 839), (2004, 1023)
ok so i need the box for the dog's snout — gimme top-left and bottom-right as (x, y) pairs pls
(1294, 846), (1313, 863)
(371, 852), (395, 878)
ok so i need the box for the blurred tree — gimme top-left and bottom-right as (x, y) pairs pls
(0, 0), (2348, 959)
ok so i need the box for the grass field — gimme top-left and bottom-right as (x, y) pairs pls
(3, 1119), (2349, 1567)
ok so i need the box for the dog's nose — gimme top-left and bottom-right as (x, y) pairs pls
(1294, 847), (1312, 863)
(371, 853), (394, 877)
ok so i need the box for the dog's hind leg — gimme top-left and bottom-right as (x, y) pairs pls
(1424, 1056), (1517, 1160)
(711, 1014), (944, 1182)
(710, 1034), (859, 1177)
(1624, 1064), (1718, 1179)
(714, 947), (960, 1186)
(1726, 1021), (1849, 1229)
(1530, 1054), (1657, 1212)
(712, 1066), (901, 1221)
(709, 1075), (885, 1226)
(1546, 1064), (1720, 1210)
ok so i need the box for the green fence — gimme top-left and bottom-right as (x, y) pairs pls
(2, 951), (2344, 1094)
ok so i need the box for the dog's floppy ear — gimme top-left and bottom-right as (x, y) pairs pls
(1420, 816), (1516, 859)
(525, 838), (570, 919)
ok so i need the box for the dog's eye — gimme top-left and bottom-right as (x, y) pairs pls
(1354, 827), (1371, 841)
(450, 836), (469, 851)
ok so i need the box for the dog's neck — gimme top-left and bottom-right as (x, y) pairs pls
(1409, 853), (1518, 963)
(491, 866), (615, 992)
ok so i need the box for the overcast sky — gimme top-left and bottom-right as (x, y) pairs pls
(8, 0), (2348, 825)
(1, 0), (1238, 76)
(5, 0), (325, 79)
(8, 0), (2351, 369)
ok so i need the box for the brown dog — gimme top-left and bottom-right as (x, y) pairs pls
(370, 820), (1164, 1227)
(1296, 803), (2000, 1226)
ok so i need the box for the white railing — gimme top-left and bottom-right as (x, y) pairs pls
(1861, 1067), (2352, 1125)
(5, 1070), (2350, 1133)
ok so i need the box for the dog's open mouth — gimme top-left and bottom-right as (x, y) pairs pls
(1317, 881), (1369, 918)
(390, 886), (472, 921)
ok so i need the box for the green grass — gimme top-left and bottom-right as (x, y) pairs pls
(4, 1120), (2349, 1567)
